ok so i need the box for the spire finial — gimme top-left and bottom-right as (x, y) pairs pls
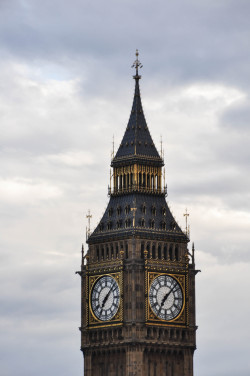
(132, 49), (143, 79)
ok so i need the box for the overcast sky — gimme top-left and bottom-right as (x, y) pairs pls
(1, 0), (250, 375)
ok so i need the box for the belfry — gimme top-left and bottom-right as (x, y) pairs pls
(78, 51), (198, 376)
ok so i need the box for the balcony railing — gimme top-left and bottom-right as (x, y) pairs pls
(108, 183), (167, 196)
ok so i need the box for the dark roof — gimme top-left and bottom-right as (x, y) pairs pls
(88, 193), (187, 243)
(88, 68), (187, 244)
(112, 77), (163, 167)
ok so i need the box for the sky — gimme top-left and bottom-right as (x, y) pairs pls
(0, 0), (250, 375)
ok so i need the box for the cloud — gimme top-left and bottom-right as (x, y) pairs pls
(44, 151), (95, 167)
(0, 178), (62, 204)
(220, 97), (250, 132)
(196, 251), (250, 376)
(0, 0), (250, 89)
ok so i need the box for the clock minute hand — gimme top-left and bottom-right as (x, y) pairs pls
(160, 285), (176, 307)
(102, 283), (116, 308)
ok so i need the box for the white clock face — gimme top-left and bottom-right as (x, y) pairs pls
(149, 275), (183, 321)
(91, 275), (120, 321)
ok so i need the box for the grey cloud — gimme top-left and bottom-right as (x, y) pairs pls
(0, 0), (250, 89)
(220, 99), (250, 131)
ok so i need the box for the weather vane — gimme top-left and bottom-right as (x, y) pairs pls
(131, 49), (143, 77)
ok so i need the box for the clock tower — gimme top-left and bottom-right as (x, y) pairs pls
(78, 51), (198, 376)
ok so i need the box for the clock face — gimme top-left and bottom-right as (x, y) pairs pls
(149, 275), (183, 321)
(91, 275), (120, 321)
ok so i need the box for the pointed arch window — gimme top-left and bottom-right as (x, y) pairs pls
(150, 219), (155, 229)
(107, 221), (113, 230)
(155, 175), (158, 190)
(162, 207), (166, 216)
(116, 220), (122, 229)
(171, 220), (177, 230)
(158, 245), (162, 259)
(117, 206), (122, 216)
(151, 175), (154, 189)
(141, 218), (145, 227)
(127, 174), (130, 189)
(169, 244), (173, 260)
(125, 219), (131, 228)
(175, 245), (179, 261)
(146, 243), (150, 258)
(161, 221), (166, 230)
(151, 206), (156, 216)
(130, 173), (133, 188)
(125, 205), (130, 215)
(164, 245), (167, 259)
(139, 172), (142, 187)
(108, 208), (113, 217)
(123, 174), (127, 189)
(152, 244), (156, 259)
(142, 204), (146, 214)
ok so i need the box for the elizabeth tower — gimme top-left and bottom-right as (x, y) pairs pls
(78, 52), (198, 376)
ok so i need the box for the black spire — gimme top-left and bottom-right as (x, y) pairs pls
(88, 52), (187, 243)
(112, 50), (163, 166)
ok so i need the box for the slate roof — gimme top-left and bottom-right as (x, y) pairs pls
(88, 71), (187, 244)
(112, 76), (163, 167)
(88, 193), (187, 243)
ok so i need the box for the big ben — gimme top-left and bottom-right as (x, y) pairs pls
(78, 51), (198, 376)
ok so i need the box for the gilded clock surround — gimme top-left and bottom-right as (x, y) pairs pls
(146, 272), (187, 326)
(87, 272), (123, 329)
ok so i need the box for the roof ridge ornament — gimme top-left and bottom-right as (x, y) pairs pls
(131, 49), (143, 79)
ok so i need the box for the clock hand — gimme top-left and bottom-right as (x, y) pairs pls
(160, 284), (176, 308)
(101, 283), (116, 308)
